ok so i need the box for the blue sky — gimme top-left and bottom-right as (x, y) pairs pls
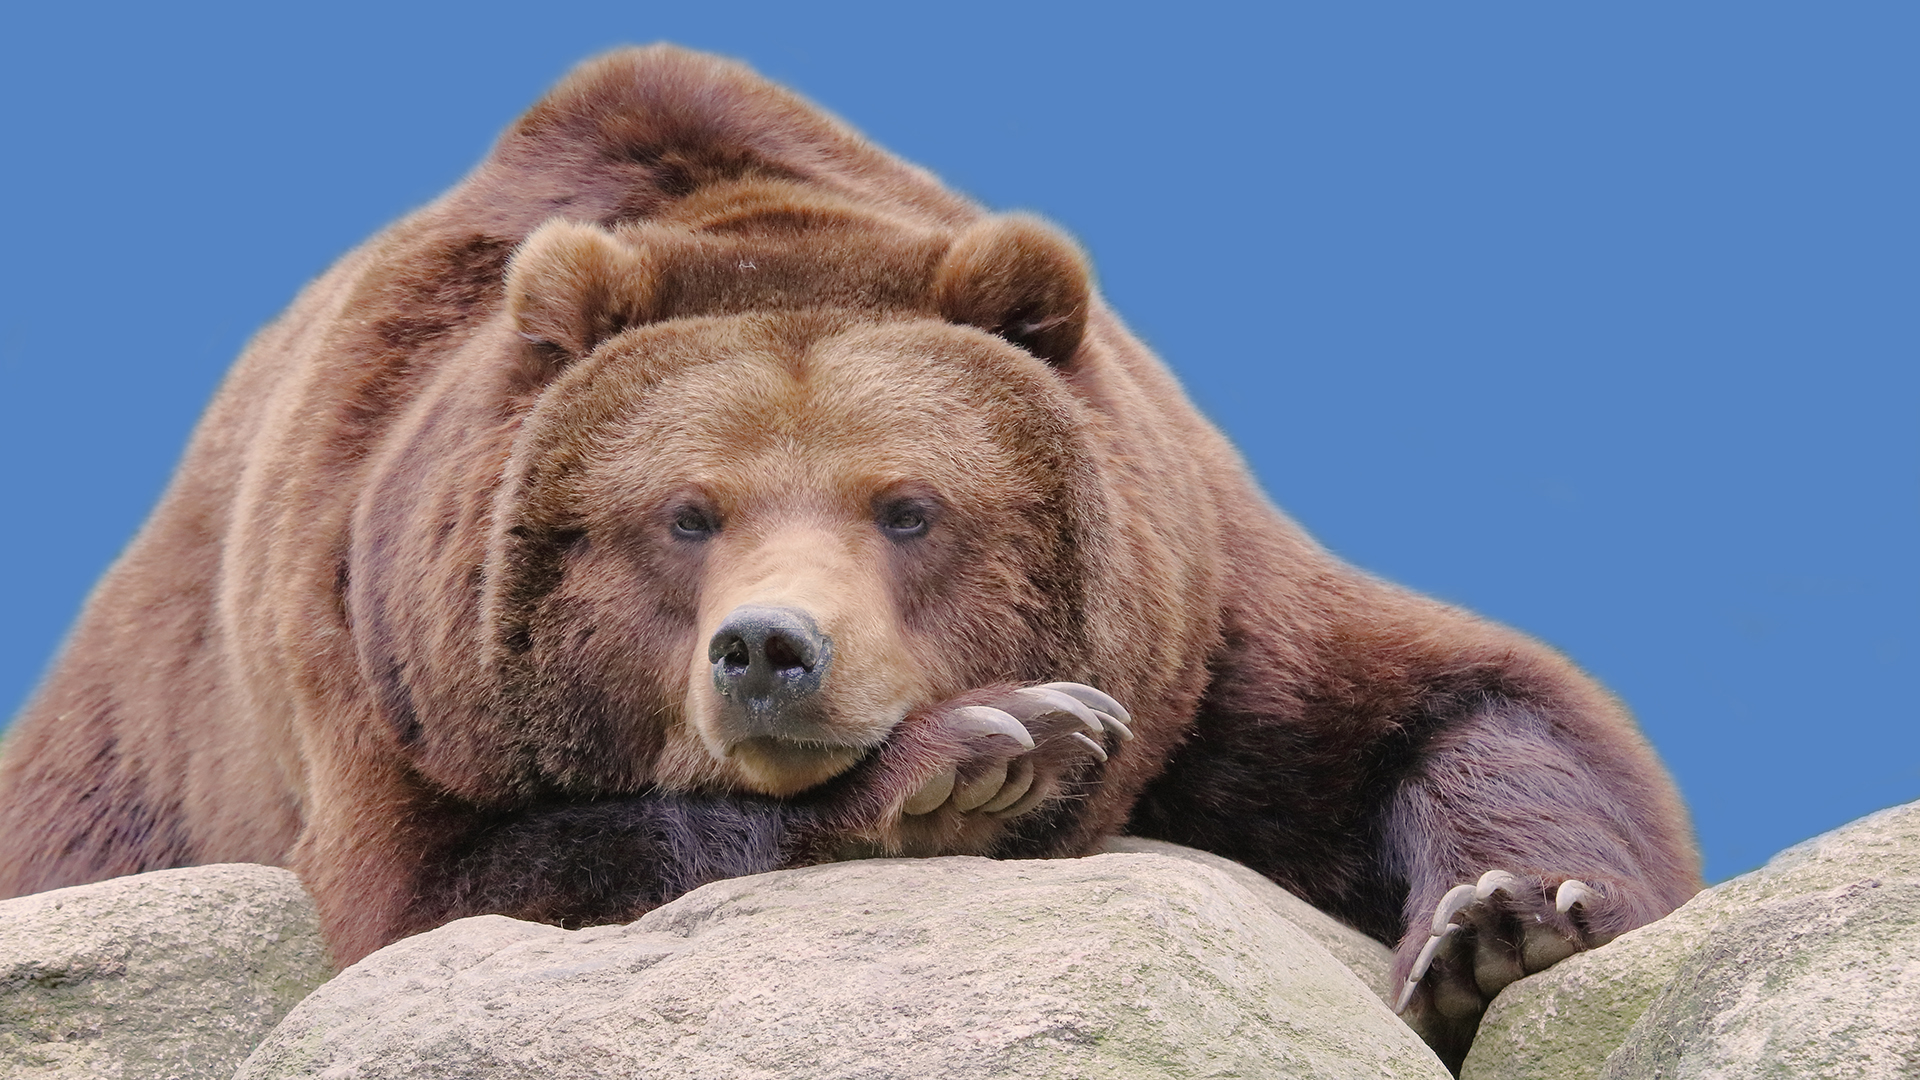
(2, 3), (1914, 883)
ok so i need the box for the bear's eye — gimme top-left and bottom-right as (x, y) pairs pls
(877, 499), (932, 541)
(671, 506), (717, 541)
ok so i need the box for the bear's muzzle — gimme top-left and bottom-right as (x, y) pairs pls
(708, 604), (834, 734)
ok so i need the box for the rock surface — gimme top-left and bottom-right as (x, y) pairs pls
(1463, 799), (1920, 1079)
(14, 804), (1920, 1078)
(1099, 836), (1398, 1005)
(0, 863), (331, 1080)
(237, 851), (1449, 1080)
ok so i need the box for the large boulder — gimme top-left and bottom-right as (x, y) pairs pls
(1463, 799), (1920, 1079)
(0, 863), (330, 1080)
(237, 850), (1448, 1080)
(1099, 836), (1399, 1005)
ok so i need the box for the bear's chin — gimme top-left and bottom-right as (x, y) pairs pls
(724, 737), (869, 797)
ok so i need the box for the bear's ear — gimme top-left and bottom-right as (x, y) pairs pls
(505, 219), (660, 367)
(932, 215), (1091, 367)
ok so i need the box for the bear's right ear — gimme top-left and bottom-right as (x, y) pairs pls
(932, 215), (1092, 368)
(505, 219), (660, 370)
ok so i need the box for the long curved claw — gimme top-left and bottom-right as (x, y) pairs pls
(949, 705), (1036, 749)
(1067, 732), (1108, 763)
(950, 761), (1010, 812)
(1412, 921), (1460, 979)
(1091, 710), (1134, 742)
(901, 767), (956, 815)
(1431, 883), (1478, 935)
(1005, 687), (1105, 737)
(1396, 882), (1482, 1015)
(1555, 878), (1600, 914)
(989, 763), (1053, 818)
(977, 758), (1034, 814)
(1035, 682), (1133, 726)
(1395, 922), (1460, 1013)
(1394, 978), (1417, 1015)
(1475, 869), (1524, 901)
(1394, 979), (1417, 1015)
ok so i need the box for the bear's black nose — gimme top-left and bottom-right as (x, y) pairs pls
(708, 605), (832, 727)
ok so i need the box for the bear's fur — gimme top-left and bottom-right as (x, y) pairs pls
(0, 47), (1699, 1066)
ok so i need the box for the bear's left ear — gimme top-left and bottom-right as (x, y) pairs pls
(932, 215), (1091, 367)
(505, 219), (660, 371)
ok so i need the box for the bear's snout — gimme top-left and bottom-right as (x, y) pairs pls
(708, 605), (834, 733)
(683, 527), (921, 795)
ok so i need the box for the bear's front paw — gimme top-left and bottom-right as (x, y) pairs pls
(899, 682), (1133, 819)
(1393, 870), (1616, 1023)
(791, 682), (1132, 857)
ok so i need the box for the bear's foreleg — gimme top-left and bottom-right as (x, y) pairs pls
(1376, 696), (1700, 1066)
(1122, 567), (1700, 1071)
(406, 792), (798, 933)
(381, 681), (1127, 950)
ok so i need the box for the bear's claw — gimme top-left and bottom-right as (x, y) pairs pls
(1002, 687), (1106, 738)
(975, 758), (1035, 813)
(1393, 871), (1608, 1016)
(948, 760), (1010, 812)
(1035, 682), (1135, 741)
(900, 768), (957, 815)
(900, 681), (1127, 817)
(947, 705), (1037, 748)
(1067, 732), (1108, 762)
(1555, 878), (1601, 914)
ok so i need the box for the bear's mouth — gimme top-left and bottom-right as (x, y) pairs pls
(725, 735), (870, 796)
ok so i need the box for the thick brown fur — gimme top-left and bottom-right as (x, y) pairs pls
(0, 47), (1699, 1069)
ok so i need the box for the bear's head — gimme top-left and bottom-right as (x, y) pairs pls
(479, 183), (1110, 800)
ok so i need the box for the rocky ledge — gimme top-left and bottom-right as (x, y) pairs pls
(1463, 798), (1920, 1078)
(4, 802), (1917, 1079)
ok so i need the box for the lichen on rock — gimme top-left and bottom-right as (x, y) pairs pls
(0, 863), (330, 1080)
(1464, 799), (1920, 1079)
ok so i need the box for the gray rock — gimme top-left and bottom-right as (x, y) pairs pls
(1463, 799), (1920, 1080)
(0, 863), (331, 1080)
(1100, 836), (1398, 1005)
(238, 852), (1449, 1080)
(1600, 876), (1920, 1078)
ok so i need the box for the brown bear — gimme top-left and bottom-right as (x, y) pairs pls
(0, 46), (1699, 1067)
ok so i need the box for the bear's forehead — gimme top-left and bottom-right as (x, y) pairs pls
(605, 317), (1064, 444)
(570, 317), (1075, 511)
